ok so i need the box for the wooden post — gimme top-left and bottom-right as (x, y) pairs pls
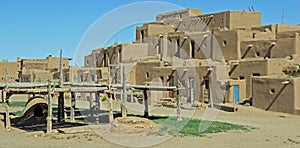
(1, 90), (4, 103)
(89, 93), (94, 118)
(121, 65), (127, 117)
(176, 81), (182, 121)
(57, 92), (65, 124)
(108, 90), (114, 124)
(70, 92), (75, 122)
(208, 78), (213, 108)
(59, 49), (63, 87)
(95, 92), (100, 123)
(47, 81), (52, 133)
(3, 90), (10, 131)
(4, 60), (10, 131)
(130, 89), (134, 103)
(143, 89), (149, 118)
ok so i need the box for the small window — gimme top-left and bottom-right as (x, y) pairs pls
(145, 72), (149, 78)
(256, 52), (260, 57)
(252, 73), (261, 77)
(222, 40), (227, 46)
(253, 33), (256, 38)
(270, 89), (275, 94)
(239, 76), (245, 80)
(160, 76), (164, 83)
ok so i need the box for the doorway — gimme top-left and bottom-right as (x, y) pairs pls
(233, 86), (239, 103)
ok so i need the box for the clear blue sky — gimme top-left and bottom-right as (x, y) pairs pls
(0, 0), (299, 65)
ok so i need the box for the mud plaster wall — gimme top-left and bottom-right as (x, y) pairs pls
(252, 77), (297, 115)
(240, 38), (299, 59)
(226, 79), (246, 103)
(229, 11), (261, 29)
(214, 30), (239, 61)
(229, 60), (268, 98)
(0, 62), (19, 82)
(294, 79), (300, 114)
(156, 8), (202, 22)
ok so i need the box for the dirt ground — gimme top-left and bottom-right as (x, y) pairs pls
(1, 100), (300, 148)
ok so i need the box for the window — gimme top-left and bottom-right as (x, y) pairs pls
(222, 40), (227, 46)
(256, 52), (260, 57)
(270, 89), (276, 94)
(160, 76), (164, 84)
(252, 73), (261, 77)
(239, 76), (245, 80)
(190, 40), (195, 58)
(252, 33), (256, 38)
(145, 72), (149, 78)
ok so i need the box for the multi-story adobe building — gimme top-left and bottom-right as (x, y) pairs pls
(84, 8), (300, 115)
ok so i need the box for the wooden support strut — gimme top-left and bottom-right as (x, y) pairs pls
(89, 93), (94, 118)
(121, 64), (127, 117)
(58, 92), (65, 124)
(143, 89), (149, 118)
(46, 81), (52, 133)
(3, 89), (11, 131)
(95, 92), (100, 123)
(177, 81), (182, 121)
(70, 92), (75, 122)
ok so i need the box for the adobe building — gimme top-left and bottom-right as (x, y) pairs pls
(83, 8), (300, 115)
(18, 55), (72, 82)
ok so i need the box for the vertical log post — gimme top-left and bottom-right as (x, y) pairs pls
(57, 92), (65, 124)
(121, 65), (127, 117)
(47, 81), (52, 133)
(95, 92), (100, 123)
(143, 89), (149, 118)
(177, 81), (182, 121)
(108, 89), (115, 124)
(70, 92), (76, 122)
(3, 90), (10, 131)
(89, 93), (94, 118)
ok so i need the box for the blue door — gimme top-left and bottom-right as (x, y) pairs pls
(234, 86), (239, 103)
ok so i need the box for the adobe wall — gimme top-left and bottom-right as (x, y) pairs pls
(240, 38), (299, 59)
(84, 49), (101, 68)
(252, 77), (297, 115)
(159, 10), (261, 33)
(21, 69), (53, 82)
(294, 78), (300, 115)
(136, 23), (175, 42)
(229, 11), (261, 29)
(276, 24), (300, 34)
(0, 62), (19, 82)
(214, 30), (240, 60)
(135, 60), (162, 85)
(121, 43), (148, 63)
(156, 8), (202, 22)
(47, 56), (70, 69)
(229, 59), (268, 98)
(21, 59), (48, 70)
(134, 59), (227, 103)
(226, 79), (246, 103)
(267, 59), (287, 76)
